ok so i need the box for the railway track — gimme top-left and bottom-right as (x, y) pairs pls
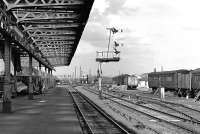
(97, 87), (200, 123)
(68, 87), (132, 134)
(82, 86), (200, 134)
(134, 95), (200, 123)
(108, 89), (200, 123)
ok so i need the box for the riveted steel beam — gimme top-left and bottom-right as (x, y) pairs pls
(26, 29), (76, 36)
(12, 11), (80, 23)
(3, 0), (84, 11)
(11, 8), (78, 13)
(45, 53), (70, 58)
(22, 23), (81, 31)
(19, 18), (78, 24)
(35, 40), (74, 45)
(31, 36), (75, 42)
(42, 50), (72, 54)
(38, 44), (73, 49)
(40, 49), (72, 53)
(40, 46), (72, 50)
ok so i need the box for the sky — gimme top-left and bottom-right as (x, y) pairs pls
(54, 0), (200, 77)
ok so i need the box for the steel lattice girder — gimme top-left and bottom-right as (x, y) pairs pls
(31, 36), (76, 41)
(2, 0), (94, 66)
(4, 0), (84, 10)
(41, 45), (72, 50)
(41, 48), (72, 53)
(0, 6), (53, 69)
(36, 40), (74, 46)
(27, 29), (76, 36)
(23, 23), (81, 31)
(12, 11), (80, 23)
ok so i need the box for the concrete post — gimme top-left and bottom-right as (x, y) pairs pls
(99, 77), (102, 98)
(160, 87), (165, 99)
(2, 40), (12, 113)
(98, 63), (102, 99)
(28, 55), (33, 100)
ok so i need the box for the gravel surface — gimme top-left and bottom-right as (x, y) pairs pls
(76, 86), (190, 134)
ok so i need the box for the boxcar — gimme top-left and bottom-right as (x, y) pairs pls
(191, 68), (200, 96)
(148, 70), (190, 94)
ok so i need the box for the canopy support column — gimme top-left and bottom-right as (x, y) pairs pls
(2, 39), (12, 113)
(28, 55), (33, 100)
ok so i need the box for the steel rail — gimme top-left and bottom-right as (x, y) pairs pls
(109, 90), (200, 123)
(136, 94), (200, 114)
(139, 98), (200, 123)
(100, 88), (200, 122)
(85, 87), (200, 124)
(69, 90), (94, 134)
(82, 87), (200, 134)
(105, 89), (200, 114)
(69, 87), (132, 134)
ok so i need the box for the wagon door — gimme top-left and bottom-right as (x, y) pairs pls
(178, 73), (190, 89)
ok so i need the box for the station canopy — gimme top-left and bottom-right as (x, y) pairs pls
(2, 0), (94, 67)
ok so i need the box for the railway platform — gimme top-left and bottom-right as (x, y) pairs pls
(0, 86), (82, 134)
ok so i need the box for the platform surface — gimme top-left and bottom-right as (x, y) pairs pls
(0, 86), (82, 134)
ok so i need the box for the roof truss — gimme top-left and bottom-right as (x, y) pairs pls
(2, 0), (94, 66)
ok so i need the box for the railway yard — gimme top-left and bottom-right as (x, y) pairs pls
(1, 0), (200, 134)
(1, 81), (200, 134)
(73, 84), (200, 134)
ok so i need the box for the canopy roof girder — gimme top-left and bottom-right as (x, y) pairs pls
(23, 23), (81, 31)
(36, 40), (74, 46)
(4, 0), (84, 10)
(31, 36), (75, 41)
(13, 11), (80, 23)
(39, 45), (72, 49)
(26, 29), (76, 36)
(0, 7), (53, 69)
(42, 52), (71, 56)
(2, 0), (94, 66)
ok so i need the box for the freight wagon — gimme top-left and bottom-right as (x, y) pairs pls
(190, 68), (200, 97)
(112, 74), (138, 89)
(148, 69), (191, 96)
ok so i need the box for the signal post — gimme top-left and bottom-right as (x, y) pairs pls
(96, 27), (122, 99)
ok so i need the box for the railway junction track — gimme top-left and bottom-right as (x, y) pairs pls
(68, 87), (133, 134)
(81, 86), (200, 134)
